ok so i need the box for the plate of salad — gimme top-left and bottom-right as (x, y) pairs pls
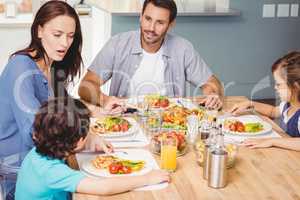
(90, 117), (138, 138)
(222, 115), (272, 136)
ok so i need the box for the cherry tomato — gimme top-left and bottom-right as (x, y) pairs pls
(119, 166), (132, 174)
(120, 123), (129, 132)
(109, 162), (122, 174)
(112, 124), (121, 132)
(236, 122), (245, 132)
(176, 134), (185, 148)
(154, 101), (160, 107)
(160, 99), (169, 108)
(229, 123), (237, 131)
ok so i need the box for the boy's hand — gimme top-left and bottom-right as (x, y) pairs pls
(85, 133), (114, 153)
(144, 170), (171, 185)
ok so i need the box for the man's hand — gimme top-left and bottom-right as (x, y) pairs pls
(199, 94), (223, 110)
(200, 75), (224, 110)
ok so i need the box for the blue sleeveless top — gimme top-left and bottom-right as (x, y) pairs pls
(279, 102), (300, 137)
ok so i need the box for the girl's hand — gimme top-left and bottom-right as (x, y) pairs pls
(144, 170), (171, 185)
(229, 100), (252, 115)
(242, 138), (274, 149)
(85, 134), (114, 153)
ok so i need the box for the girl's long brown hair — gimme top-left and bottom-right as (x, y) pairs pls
(12, 0), (83, 84)
(272, 51), (300, 101)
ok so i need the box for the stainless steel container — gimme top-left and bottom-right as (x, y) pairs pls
(203, 143), (211, 180)
(208, 149), (228, 188)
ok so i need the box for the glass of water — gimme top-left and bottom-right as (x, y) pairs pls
(187, 114), (199, 144)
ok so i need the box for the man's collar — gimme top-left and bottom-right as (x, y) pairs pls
(131, 30), (143, 54)
(131, 30), (171, 58)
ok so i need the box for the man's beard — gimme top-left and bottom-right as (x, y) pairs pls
(141, 28), (167, 46)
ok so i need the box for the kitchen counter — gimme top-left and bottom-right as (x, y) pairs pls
(0, 13), (33, 28)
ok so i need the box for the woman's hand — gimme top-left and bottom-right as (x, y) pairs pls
(242, 138), (274, 149)
(103, 96), (126, 115)
(229, 100), (252, 115)
(85, 133), (114, 153)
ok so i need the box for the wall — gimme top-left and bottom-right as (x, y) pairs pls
(0, 6), (111, 96)
(110, 0), (300, 99)
(0, 27), (30, 74)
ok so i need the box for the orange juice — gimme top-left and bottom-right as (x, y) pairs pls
(161, 144), (177, 172)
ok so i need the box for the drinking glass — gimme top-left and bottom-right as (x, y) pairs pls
(187, 114), (199, 144)
(160, 135), (177, 172)
(145, 110), (162, 139)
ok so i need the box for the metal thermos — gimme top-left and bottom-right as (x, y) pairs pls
(203, 143), (211, 180)
(208, 149), (228, 188)
(208, 134), (228, 188)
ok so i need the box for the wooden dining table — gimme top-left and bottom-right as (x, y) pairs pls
(73, 96), (300, 200)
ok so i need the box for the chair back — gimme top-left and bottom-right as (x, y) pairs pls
(0, 152), (27, 200)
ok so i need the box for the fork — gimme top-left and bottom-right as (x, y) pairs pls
(110, 139), (144, 143)
(114, 150), (129, 155)
(177, 99), (185, 108)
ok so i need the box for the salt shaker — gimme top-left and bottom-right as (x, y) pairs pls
(208, 133), (228, 188)
(199, 119), (210, 140)
(203, 120), (218, 180)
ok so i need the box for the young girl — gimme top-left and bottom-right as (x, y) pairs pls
(15, 97), (170, 199)
(230, 51), (300, 151)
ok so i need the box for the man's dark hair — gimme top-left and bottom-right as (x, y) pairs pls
(142, 0), (177, 23)
(33, 97), (90, 160)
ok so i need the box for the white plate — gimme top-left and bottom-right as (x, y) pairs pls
(169, 98), (198, 110)
(222, 115), (272, 136)
(126, 96), (198, 110)
(81, 150), (152, 178)
(90, 117), (138, 138)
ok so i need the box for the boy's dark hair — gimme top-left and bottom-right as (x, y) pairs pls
(142, 0), (177, 23)
(33, 97), (90, 160)
(272, 51), (300, 101)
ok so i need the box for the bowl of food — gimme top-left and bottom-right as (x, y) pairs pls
(150, 130), (188, 157)
(194, 139), (238, 168)
(144, 94), (170, 109)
